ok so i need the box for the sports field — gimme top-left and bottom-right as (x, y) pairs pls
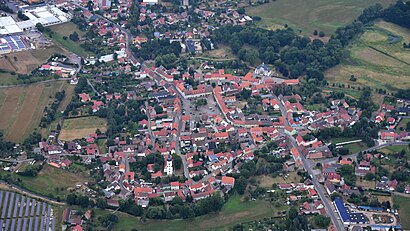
(246, 0), (396, 34)
(59, 116), (107, 141)
(0, 81), (73, 142)
(325, 20), (410, 93)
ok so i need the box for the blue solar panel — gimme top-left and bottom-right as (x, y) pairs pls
(13, 194), (19, 218)
(1, 192), (9, 218)
(4, 219), (9, 231)
(10, 219), (15, 231)
(34, 217), (39, 231)
(16, 218), (21, 231)
(28, 217), (34, 231)
(7, 193), (14, 218)
(0, 191), (3, 210)
(25, 198), (30, 217)
(18, 196), (24, 217)
(23, 218), (27, 231)
(30, 201), (35, 217)
(52, 216), (55, 231)
(39, 213), (44, 231)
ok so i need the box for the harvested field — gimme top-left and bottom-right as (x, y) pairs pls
(0, 81), (73, 142)
(59, 116), (107, 141)
(6, 85), (43, 142)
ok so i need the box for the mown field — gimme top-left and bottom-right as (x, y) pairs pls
(325, 20), (410, 93)
(246, 0), (396, 34)
(94, 194), (284, 231)
(48, 22), (94, 58)
(0, 81), (73, 143)
(59, 116), (107, 141)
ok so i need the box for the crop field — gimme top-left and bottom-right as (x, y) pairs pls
(0, 190), (56, 231)
(0, 81), (72, 143)
(246, 0), (395, 34)
(0, 46), (65, 77)
(48, 22), (94, 58)
(59, 116), (107, 141)
(95, 194), (283, 231)
(325, 20), (410, 93)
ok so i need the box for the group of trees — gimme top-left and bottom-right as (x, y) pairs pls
(17, 164), (43, 177)
(40, 90), (66, 128)
(132, 40), (182, 61)
(212, 24), (342, 79)
(117, 193), (224, 220)
(0, 132), (14, 158)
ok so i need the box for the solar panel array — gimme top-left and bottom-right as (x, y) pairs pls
(0, 35), (26, 52)
(0, 191), (56, 231)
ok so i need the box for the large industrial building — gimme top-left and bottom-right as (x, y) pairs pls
(334, 198), (368, 226)
(0, 35), (28, 54)
(0, 5), (71, 35)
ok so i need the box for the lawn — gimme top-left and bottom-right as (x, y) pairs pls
(246, 0), (396, 34)
(344, 142), (369, 154)
(325, 20), (410, 94)
(394, 195), (410, 230)
(95, 194), (282, 231)
(48, 22), (94, 58)
(59, 116), (107, 141)
(331, 137), (361, 144)
(15, 164), (91, 199)
(0, 81), (71, 142)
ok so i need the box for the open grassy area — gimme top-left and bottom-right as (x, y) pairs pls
(48, 22), (94, 58)
(59, 116), (107, 141)
(344, 142), (369, 154)
(379, 145), (410, 155)
(325, 20), (410, 94)
(0, 81), (73, 142)
(331, 137), (361, 144)
(394, 195), (410, 230)
(246, 0), (395, 34)
(95, 194), (282, 231)
(256, 172), (301, 188)
(13, 164), (91, 198)
(0, 46), (65, 81)
(396, 118), (410, 132)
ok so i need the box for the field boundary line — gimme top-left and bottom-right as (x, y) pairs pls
(367, 45), (410, 66)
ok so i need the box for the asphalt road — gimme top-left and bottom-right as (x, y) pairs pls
(274, 95), (345, 231)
